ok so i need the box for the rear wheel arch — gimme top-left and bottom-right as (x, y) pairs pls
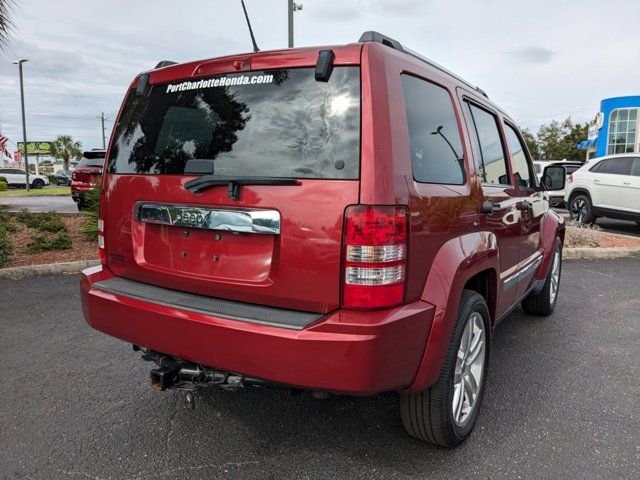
(463, 268), (498, 326)
(407, 232), (499, 394)
(568, 187), (593, 205)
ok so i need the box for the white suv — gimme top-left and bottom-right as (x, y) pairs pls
(564, 154), (640, 225)
(0, 168), (50, 189)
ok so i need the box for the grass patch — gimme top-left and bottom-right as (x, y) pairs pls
(0, 187), (71, 196)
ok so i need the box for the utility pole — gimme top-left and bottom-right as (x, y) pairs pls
(288, 1), (303, 48)
(98, 112), (107, 150)
(13, 59), (29, 191)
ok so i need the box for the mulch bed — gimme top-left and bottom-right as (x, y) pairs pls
(4, 216), (97, 269)
(565, 225), (640, 248)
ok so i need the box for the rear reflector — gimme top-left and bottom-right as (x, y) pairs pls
(98, 194), (107, 266)
(342, 205), (408, 309)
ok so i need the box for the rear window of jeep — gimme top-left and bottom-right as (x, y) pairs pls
(108, 67), (361, 179)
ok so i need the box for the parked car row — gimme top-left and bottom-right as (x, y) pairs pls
(0, 168), (50, 188)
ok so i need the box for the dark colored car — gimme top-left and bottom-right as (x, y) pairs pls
(80, 32), (566, 447)
(71, 150), (105, 209)
(54, 170), (72, 186)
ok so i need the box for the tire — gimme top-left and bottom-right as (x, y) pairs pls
(568, 194), (595, 224)
(400, 290), (490, 447)
(32, 179), (45, 189)
(522, 239), (562, 316)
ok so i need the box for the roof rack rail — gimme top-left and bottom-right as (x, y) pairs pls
(358, 31), (488, 99)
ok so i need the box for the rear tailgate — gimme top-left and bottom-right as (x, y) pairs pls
(102, 60), (361, 314)
(103, 176), (357, 312)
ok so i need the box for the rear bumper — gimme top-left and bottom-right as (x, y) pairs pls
(80, 266), (435, 395)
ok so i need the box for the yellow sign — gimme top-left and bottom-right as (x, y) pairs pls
(17, 141), (51, 155)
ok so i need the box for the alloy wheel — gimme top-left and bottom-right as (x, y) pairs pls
(549, 247), (561, 305)
(452, 311), (486, 427)
(570, 198), (588, 223)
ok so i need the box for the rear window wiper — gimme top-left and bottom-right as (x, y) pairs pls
(184, 175), (299, 200)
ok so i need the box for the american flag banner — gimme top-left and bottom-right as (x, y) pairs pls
(0, 135), (10, 159)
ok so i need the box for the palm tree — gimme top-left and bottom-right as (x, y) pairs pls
(0, 0), (14, 49)
(50, 135), (82, 171)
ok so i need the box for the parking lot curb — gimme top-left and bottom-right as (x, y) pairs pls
(564, 247), (640, 260)
(0, 260), (99, 280)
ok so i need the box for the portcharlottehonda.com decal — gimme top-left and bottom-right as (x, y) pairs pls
(166, 74), (274, 93)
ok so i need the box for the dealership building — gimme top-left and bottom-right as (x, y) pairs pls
(578, 95), (640, 159)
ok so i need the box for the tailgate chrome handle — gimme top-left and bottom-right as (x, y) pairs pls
(135, 203), (281, 235)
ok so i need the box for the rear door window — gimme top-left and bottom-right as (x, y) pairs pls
(597, 157), (633, 175)
(109, 67), (361, 179)
(631, 158), (640, 176)
(400, 74), (465, 185)
(465, 103), (510, 185)
(504, 123), (535, 188)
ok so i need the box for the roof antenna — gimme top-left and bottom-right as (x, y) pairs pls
(240, 0), (260, 53)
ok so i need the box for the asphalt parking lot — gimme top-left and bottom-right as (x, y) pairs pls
(0, 194), (77, 214)
(1, 259), (639, 479)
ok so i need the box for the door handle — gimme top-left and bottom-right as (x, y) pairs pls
(623, 181), (631, 185)
(516, 200), (532, 211)
(594, 179), (600, 183)
(482, 201), (501, 214)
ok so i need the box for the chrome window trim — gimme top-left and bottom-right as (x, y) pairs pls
(135, 203), (281, 235)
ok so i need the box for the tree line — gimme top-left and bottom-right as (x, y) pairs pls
(520, 117), (589, 162)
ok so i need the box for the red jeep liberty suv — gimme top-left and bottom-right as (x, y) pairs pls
(80, 32), (566, 447)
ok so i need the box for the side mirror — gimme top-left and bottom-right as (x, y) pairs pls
(541, 165), (566, 191)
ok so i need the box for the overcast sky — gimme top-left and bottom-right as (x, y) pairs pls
(0, 0), (638, 152)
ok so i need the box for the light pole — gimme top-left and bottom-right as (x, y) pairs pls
(13, 58), (29, 191)
(288, 0), (303, 48)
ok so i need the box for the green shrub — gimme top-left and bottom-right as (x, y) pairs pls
(16, 210), (67, 233)
(26, 232), (73, 253)
(0, 225), (13, 267)
(0, 211), (16, 234)
(0, 176), (7, 191)
(81, 185), (101, 241)
(47, 174), (57, 184)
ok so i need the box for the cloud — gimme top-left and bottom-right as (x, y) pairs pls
(0, 0), (639, 149)
(506, 46), (555, 64)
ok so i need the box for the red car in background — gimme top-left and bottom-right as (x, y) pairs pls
(71, 150), (105, 210)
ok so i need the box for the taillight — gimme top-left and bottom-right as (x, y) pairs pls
(568, 174), (573, 183)
(98, 195), (106, 266)
(342, 205), (408, 309)
(71, 172), (77, 181)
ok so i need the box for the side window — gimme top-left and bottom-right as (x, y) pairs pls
(598, 157), (633, 175)
(466, 102), (510, 185)
(400, 74), (465, 185)
(504, 123), (534, 188)
(590, 161), (604, 172)
(631, 158), (640, 177)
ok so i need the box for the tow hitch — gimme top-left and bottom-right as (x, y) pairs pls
(134, 346), (267, 408)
